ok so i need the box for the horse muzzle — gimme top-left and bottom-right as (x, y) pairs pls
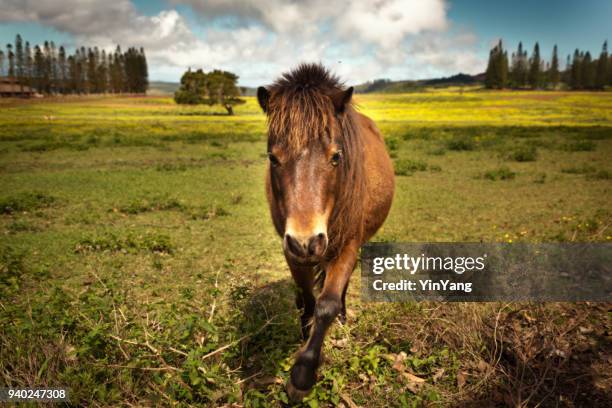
(284, 232), (328, 261)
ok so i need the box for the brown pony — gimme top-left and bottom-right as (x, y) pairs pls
(257, 63), (394, 401)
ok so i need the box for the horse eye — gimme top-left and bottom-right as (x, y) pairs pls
(331, 151), (342, 166)
(268, 152), (280, 166)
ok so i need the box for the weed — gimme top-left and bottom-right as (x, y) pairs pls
(394, 159), (428, 176)
(75, 232), (173, 254)
(0, 191), (56, 214)
(510, 145), (538, 162)
(561, 164), (597, 174)
(586, 169), (611, 180)
(562, 140), (596, 151)
(483, 166), (516, 181)
(446, 135), (475, 151)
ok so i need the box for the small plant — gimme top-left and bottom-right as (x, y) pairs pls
(483, 166), (516, 181)
(385, 137), (399, 151)
(75, 232), (173, 254)
(394, 159), (428, 176)
(586, 169), (611, 180)
(510, 145), (538, 162)
(115, 196), (185, 214)
(0, 191), (56, 214)
(446, 135), (475, 151)
(561, 164), (596, 174)
(562, 140), (596, 152)
(426, 146), (446, 156)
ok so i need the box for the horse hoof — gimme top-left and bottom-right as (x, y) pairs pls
(338, 313), (347, 325)
(286, 380), (312, 403)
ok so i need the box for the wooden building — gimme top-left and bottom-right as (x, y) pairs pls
(0, 77), (35, 97)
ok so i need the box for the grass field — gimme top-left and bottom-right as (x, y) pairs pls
(1, 89), (611, 407)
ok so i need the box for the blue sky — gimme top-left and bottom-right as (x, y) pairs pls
(0, 0), (609, 86)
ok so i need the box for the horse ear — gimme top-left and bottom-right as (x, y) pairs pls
(330, 86), (353, 114)
(257, 86), (270, 113)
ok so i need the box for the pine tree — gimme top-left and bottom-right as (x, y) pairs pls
(548, 45), (560, 88)
(609, 54), (612, 86)
(528, 42), (541, 89)
(582, 51), (595, 89)
(67, 55), (77, 94)
(42, 41), (51, 93)
(595, 41), (608, 90)
(33, 45), (45, 93)
(7, 44), (15, 78)
(570, 49), (581, 89)
(0, 50), (5, 77)
(24, 41), (32, 89)
(15, 34), (24, 90)
(485, 40), (507, 89)
(49, 41), (58, 93)
(58, 46), (67, 94)
(510, 42), (528, 88)
(484, 47), (496, 89)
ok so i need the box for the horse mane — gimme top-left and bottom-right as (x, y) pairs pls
(266, 63), (366, 254)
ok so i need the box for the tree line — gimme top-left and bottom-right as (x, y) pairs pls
(174, 68), (244, 115)
(0, 34), (148, 94)
(485, 40), (611, 90)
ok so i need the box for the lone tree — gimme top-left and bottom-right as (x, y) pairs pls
(174, 68), (244, 115)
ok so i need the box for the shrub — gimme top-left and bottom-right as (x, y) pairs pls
(586, 170), (611, 180)
(511, 145), (538, 162)
(446, 135), (475, 151)
(562, 140), (596, 152)
(561, 164), (596, 174)
(75, 232), (173, 254)
(0, 192), (56, 214)
(385, 137), (399, 151)
(483, 166), (516, 181)
(394, 159), (428, 176)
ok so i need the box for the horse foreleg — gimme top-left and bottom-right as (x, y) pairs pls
(287, 240), (358, 401)
(339, 281), (349, 324)
(289, 262), (316, 340)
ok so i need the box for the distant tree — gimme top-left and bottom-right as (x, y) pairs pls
(582, 51), (595, 89)
(174, 68), (207, 104)
(87, 48), (97, 93)
(15, 34), (24, 90)
(0, 50), (4, 77)
(570, 49), (582, 89)
(548, 44), (560, 88)
(58, 46), (67, 94)
(33, 45), (45, 93)
(528, 42), (541, 88)
(175, 68), (244, 114)
(7, 44), (15, 78)
(42, 41), (51, 93)
(98, 49), (108, 93)
(49, 41), (58, 93)
(595, 41), (608, 90)
(510, 42), (528, 88)
(24, 41), (32, 89)
(485, 40), (508, 89)
(609, 54), (612, 86)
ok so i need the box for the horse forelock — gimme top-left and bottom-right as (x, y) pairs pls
(266, 63), (344, 154)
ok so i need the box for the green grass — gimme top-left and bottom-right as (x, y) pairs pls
(1, 90), (611, 407)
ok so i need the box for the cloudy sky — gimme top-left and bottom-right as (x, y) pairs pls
(0, 0), (610, 86)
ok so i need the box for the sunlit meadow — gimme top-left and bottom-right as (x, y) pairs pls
(1, 88), (611, 406)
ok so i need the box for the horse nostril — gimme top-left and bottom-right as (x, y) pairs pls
(285, 234), (306, 257)
(308, 233), (328, 256)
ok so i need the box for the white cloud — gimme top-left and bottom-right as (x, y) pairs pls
(0, 0), (483, 85)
